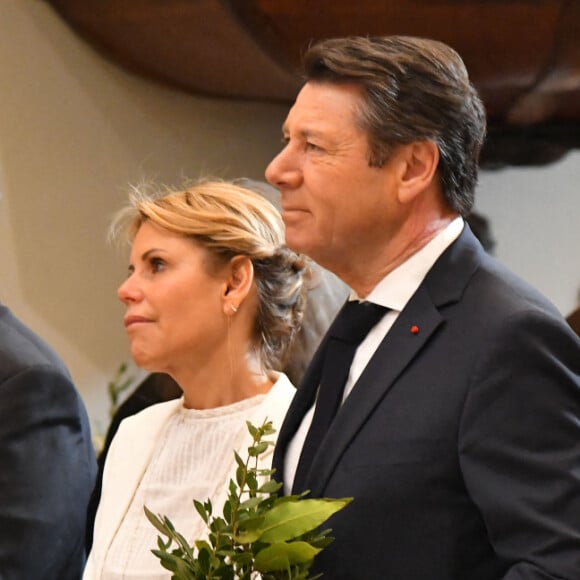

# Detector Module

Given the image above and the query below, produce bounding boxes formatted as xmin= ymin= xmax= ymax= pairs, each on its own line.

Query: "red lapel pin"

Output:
xmin=410 ymin=325 xmax=420 ymax=335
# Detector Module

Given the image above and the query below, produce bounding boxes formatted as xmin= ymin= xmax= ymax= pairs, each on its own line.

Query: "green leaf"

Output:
xmin=223 ymin=498 xmax=232 ymax=523
xmin=153 ymin=551 xmax=181 ymax=573
xmin=258 ymin=479 xmax=283 ymax=494
xmin=144 ymin=506 xmax=171 ymax=536
xmin=236 ymin=465 xmax=245 ymax=487
xmin=256 ymin=498 xmax=352 ymax=543
xmin=248 ymin=441 xmax=269 ymax=456
xmin=239 ymin=496 xmax=261 ymax=510
xmin=260 ymin=420 xmax=275 ymax=436
xmin=163 ymin=515 xmax=176 ymax=533
xmin=172 ymin=557 xmax=198 ymax=579
xmin=193 ymin=499 xmax=208 ymax=523
xmin=253 ymin=541 xmax=321 ymax=572
xmin=234 ymin=451 xmax=245 ymax=469
xmin=209 ymin=516 xmax=228 ymax=533
xmin=193 ymin=539 xmax=211 ymax=553
xmin=246 ymin=420 xmax=259 ymax=438
xmin=197 ymin=546 xmax=210 ymax=574
xmin=172 ymin=529 xmax=195 ymax=561
xmin=234 ymin=515 xmax=266 ymax=543
xmin=246 ymin=470 xmax=258 ymax=492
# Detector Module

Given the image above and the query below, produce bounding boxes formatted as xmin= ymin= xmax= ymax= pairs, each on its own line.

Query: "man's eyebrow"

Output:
xmin=281 ymin=125 xmax=325 ymax=140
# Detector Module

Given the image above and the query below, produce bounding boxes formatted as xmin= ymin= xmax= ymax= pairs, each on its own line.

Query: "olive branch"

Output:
xmin=145 ymin=420 xmax=351 ymax=579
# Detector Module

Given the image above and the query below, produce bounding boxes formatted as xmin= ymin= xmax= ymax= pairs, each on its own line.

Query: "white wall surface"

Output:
xmin=476 ymin=154 xmax=580 ymax=317
xmin=0 ymin=1 xmax=578 ymax=435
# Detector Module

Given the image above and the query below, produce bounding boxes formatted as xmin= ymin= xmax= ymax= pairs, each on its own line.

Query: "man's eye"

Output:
xmin=305 ymin=142 xmax=321 ymax=151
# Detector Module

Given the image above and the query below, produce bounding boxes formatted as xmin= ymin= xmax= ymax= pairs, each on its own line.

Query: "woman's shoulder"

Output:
xmin=117 ymin=397 xmax=183 ymax=436
xmin=252 ymin=372 xmax=295 ymax=431
xmin=269 ymin=372 xmax=296 ymax=402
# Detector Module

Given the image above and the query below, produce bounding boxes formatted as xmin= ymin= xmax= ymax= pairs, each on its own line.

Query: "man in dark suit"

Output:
xmin=0 ymin=304 xmax=97 ymax=579
xmin=265 ymin=35 xmax=580 ymax=579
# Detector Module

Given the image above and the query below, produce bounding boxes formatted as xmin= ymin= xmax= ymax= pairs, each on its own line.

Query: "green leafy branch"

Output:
xmin=107 ymin=362 xmax=136 ymax=420
xmin=145 ymin=420 xmax=352 ymax=579
xmin=92 ymin=362 xmax=137 ymax=454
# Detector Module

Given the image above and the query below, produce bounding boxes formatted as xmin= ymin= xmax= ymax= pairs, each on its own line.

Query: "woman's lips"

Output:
xmin=124 ymin=315 xmax=151 ymax=329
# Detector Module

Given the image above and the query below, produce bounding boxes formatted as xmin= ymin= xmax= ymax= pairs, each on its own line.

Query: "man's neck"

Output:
xmin=335 ymin=214 xmax=459 ymax=298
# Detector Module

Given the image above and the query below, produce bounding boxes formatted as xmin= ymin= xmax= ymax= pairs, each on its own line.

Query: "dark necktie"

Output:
xmin=292 ymin=300 xmax=388 ymax=491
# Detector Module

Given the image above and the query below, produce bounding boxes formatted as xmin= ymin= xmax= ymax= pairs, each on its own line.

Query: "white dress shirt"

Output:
xmin=284 ymin=217 xmax=464 ymax=493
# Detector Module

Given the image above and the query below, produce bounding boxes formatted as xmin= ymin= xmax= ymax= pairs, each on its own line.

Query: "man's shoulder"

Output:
xmin=471 ymin=253 xmax=561 ymax=319
xmin=430 ymin=226 xmax=562 ymax=320
xmin=0 ymin=304 xmax=70 ymax=382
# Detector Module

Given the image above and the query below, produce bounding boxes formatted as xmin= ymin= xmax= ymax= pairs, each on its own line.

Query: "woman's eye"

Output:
xmin=150 ymin=257 xmax=166 ymax=272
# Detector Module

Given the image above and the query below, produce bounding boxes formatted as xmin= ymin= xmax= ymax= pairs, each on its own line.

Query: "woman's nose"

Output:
xmin=117 ymin=276 xmax=142 ymax=304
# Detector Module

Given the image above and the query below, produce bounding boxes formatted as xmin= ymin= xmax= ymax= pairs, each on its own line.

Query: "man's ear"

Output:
xmin=397 ymin=140 xmax=440 ymax=204
xmin=222 ymin=255 xmax=254 ymax=315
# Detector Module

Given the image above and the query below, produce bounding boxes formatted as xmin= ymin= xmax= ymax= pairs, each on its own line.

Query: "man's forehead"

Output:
xmin=282 ymin=85 xmax=362 ymax=135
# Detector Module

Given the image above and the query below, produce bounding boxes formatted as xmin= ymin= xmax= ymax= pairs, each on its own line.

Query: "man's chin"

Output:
xmin=286 ymin=237 xmax=328 ymax=267
xmin=284 ymin=231 xmax=312 ymax=255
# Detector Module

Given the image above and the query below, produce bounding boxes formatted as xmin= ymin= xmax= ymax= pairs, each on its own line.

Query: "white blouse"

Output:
xmin=92 ymin=374 xmax=295 ymax=580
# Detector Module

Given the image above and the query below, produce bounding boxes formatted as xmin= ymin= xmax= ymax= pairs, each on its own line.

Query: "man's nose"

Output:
xmin=265 ymin=146 xmax=300 ymax=189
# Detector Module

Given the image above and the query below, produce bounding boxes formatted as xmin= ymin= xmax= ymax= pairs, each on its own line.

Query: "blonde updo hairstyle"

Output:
xmin=111 ymin=179 xmax=308 ymax=372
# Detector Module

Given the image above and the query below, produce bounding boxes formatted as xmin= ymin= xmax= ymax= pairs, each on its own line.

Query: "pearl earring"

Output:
xmin=230 ymin=304 xmax=238 ymax=313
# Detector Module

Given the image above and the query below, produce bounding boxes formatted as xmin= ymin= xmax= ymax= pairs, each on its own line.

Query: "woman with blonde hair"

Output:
xmin=84 ymin=179 xmax=308 ymax=579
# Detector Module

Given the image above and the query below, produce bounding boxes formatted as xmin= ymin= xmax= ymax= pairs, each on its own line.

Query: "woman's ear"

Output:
xmin=397 ymin=140 xmax=440 ymax=204
xmin=222 ymin=255 xmax=254 ymax=315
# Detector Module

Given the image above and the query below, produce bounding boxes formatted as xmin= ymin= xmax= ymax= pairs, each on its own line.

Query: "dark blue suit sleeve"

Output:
xmin=0 ymin=365 xmax=97 ymax=580
xmin=460 ymin=309 xmax=580 ymax=579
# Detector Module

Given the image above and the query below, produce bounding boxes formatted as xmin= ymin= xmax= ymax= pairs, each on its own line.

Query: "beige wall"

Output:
xmin=1 ymin=1 xmax=578 ymax=436
xmin=0 ymin=0 xmax=288 ymax=432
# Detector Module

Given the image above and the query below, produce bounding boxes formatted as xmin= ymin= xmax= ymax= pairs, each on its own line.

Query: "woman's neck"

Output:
xmin=172 ymin=354 xmax=273 ymax=410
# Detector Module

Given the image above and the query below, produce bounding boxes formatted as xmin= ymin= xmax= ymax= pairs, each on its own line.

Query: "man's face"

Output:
xmin=265 ymin=82 xmax=400 ymax=272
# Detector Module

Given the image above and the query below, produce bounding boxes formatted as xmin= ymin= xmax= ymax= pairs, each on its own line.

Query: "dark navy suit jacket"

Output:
xmin=0 ymin=305 xmax=97 ymax=580
xmin=273 ymin=226 xmax=580 ymax=579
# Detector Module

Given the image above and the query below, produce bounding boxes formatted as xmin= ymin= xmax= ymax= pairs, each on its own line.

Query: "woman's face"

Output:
xmin=117 ymin=221 xmax=228 ymax=374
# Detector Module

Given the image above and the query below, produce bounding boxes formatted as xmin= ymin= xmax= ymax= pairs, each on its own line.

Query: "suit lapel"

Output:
xmin=272 ymin=333 xmax=331 ymax=479
xmin=280 ymin=226 xmax=484 ymax=496
xmin=304 ymin=286 xmax=443 ymax=495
